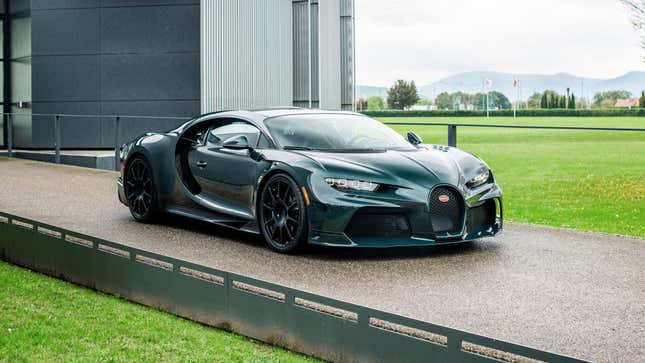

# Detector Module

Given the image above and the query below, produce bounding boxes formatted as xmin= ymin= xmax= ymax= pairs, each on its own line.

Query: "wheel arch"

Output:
xmin=254 ymin=163 xmax=311 ymax=218
xmin=255 ymin=167 xmax=293 ymax=217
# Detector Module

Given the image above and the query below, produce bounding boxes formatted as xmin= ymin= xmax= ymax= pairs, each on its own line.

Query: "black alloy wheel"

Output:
xmin=259 ymin=174 xmax=307 ymax=253
xmin=124 ymin=157 xmax=158 ymax=222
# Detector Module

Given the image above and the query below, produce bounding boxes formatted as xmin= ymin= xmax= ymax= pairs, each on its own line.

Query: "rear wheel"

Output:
xmin=124 ymin=157 xmax=158 ymax=222
xmin=259 ymin=174 xmax=308 ymax=253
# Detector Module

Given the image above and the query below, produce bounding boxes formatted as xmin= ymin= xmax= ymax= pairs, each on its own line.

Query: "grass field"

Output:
xmin=0 ymin=261 xmax=317 ymax=362
xmin=376 ymin=116 xmax=645 ymax=238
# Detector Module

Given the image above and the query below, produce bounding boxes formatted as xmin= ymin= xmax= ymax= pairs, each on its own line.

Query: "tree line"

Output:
xmin=357 ymin=79 xmax=644 ymax=111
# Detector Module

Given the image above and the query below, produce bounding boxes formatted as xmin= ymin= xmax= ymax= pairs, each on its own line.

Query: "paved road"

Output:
xmin=1 ymin=157 xmax=643 ymax=362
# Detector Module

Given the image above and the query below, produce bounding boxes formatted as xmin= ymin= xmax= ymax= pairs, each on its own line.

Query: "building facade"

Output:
xmin=1 ymin=0 xmax=354 ymax=149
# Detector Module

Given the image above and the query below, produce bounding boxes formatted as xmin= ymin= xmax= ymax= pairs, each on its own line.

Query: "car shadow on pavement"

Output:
xmin=157 ymin=213 xmax=500 ymax=261
xmin=302 ymin=241 xmax=496 ymax=262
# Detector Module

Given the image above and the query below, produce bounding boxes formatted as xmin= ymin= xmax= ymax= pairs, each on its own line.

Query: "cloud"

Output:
xmin=356 ymin=0 xmax=645 ymax=86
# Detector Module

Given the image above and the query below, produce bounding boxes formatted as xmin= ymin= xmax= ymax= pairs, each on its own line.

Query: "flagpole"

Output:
xmin=513 ymin=79 xmax=518 ymax=118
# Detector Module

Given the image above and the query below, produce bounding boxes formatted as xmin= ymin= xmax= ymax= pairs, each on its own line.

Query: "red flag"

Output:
xmin=513 ymin=79 xmax=518 ymax=88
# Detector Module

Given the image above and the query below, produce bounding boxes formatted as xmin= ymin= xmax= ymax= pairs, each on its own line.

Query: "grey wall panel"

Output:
xmin=100 ymin=0 xmax=199 ymax=7
xmin=201 ymin=0 xmax=293 ymax=113
xmin=9 ymin=0 xmax=31 ymax=14
xmin=30 ymin=1 xmax=100 ymax=10
xmin=318 ymin=0 xmax=341 ymax=110
xmin=101 ymin=101 xmax=197 ymax=147
xmin=310 ymin=1 xmax=319 ymax=102
xmin=30 ymin=0 xmax=199 ymax=9
xmin=100 ymin=53 xmax=199 ymax=101
xmin=28 ymin=101 xmax=197 ymax=148
xmin=32 ymin=55 xmax=99 ymax=102
xmin=31 ymin=55 xmax=100 ymax=102
xmin=31 ymin=9 xmax=99 ymax=55
xmin=31 ymin=102 xmax=100 ymax=148
xmin=292 ymin=1 xmax=309 ymax=104
xmin=15 ymin=1 xmax=200 ymax=148
xmin=340 ymin=0 xmax=354 ymax=110
xmin=9 ymin=107 xmax=32 ymax=147
xmin=101 ymin=5 xmax=199 ymax=53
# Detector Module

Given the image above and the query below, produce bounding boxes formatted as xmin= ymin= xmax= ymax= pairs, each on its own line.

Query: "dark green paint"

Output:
xmin=117 ymin=110 xmax=503 ymax=248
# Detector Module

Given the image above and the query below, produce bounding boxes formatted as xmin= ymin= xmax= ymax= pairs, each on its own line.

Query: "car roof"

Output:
xmin=174 ymin=108 xmax=363 ymax=136
xmin=251 ymin=108 xmax=361 ymax=119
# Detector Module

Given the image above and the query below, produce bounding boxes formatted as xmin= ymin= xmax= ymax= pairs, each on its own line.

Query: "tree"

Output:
xmin=435 ymin=92 xmax=453 ymax=110
xmin=416 ymin=98 xmax=432 ymax=106
xmin=541 ymin=90 xmax=561 ymax=109
xmin=355 ymin=98 xmax=367 ymax=111
xmin=473 ymin=92 xmax=486 ymax=110
xmin=640 ymin=91 xmax=645 ymax=108
xmin=386 ymin=80 xmax=420 ymax=110
xmin=593 ymin=90 xmax=633 ymax=107
xmin=487 ymin=91 xmax=511 ymax=110
xmin=569 ymin=94 xmax=576 ymax=109
xmin=620 ymin=1 xmax=645 ymax=57
xmin=527 ymin=92 xmax=542 ymax=109
xmin=451 ymin=91 xmax=470 ymax=109
xmin=366 ymin=96 xmax=385 ymax=111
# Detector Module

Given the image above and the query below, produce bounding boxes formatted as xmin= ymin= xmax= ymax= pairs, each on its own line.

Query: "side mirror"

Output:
xmin=193 ymin=131 xmax=204 ymax=145
xmin=407 ymin=131 xmax=422 ymax=145
xmin=222 ymin=135 xmax=252 ymax=150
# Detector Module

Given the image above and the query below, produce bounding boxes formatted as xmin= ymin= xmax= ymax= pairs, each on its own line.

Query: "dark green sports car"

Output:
xmin=117 ymin=108 xmax=502 ymax=253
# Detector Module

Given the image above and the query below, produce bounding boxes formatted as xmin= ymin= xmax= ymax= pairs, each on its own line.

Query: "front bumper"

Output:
xmin=117 ymin=177 xmax=128 ymax=206
xmin=306 ymin=182 xmax=503 ymax=248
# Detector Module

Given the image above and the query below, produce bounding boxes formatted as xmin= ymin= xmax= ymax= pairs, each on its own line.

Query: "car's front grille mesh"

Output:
xmin=428 ymin=186 xmax=464 ymax=235
xmin=345 ymin=209 xmax=411 ymax=239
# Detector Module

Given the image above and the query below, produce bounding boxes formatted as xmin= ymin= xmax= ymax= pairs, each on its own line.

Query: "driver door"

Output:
xmin=187 ymin=120 xmax=270 ymax=219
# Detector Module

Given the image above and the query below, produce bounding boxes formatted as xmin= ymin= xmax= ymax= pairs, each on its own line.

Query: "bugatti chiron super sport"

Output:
xmin=117 ymin=108 xmax=502 ymax=253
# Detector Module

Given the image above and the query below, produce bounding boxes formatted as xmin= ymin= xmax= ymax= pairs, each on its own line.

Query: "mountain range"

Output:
xmin=357 ymin=71 xmax=645 ymax=101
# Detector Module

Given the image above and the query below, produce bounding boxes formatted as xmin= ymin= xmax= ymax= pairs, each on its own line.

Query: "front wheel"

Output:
xmin=124 ymin=157 xmax=159 ymax=223
xmin=259 ymin=174 xmax=308 ymax=253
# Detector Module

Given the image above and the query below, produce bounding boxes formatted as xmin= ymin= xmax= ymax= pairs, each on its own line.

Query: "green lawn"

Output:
xmin=376 ymin=116 xmax=645 ymax=237
xmin=0 ymin=261 xmax=317 ymax=362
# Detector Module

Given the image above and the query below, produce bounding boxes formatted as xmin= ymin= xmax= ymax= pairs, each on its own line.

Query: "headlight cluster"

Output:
xmin=325 ymin=178 xmax=380 ymax=192
xmin=466 ymin=169 xmax=491 ymax=189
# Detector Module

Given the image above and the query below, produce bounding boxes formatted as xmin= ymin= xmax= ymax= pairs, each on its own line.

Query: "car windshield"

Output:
xmin=264 ymin=114 xmax=416 ymax=152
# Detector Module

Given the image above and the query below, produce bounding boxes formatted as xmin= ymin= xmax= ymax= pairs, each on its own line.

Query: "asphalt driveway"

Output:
xmin=0 ymin=157 xmax=643 ymax=362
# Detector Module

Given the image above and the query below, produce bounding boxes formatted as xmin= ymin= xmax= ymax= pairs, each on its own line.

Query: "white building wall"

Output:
xmin=201 ymin=0 xmax=353 ymax=113
xmin=318 ymin=0 xmax=342 ymax=110
xmin=201 ymin=0 xmax=293 ymax=113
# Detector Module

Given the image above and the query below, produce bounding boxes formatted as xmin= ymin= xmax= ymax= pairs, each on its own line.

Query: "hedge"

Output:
xmin=360 ymin=108 xmax=645 ymax=118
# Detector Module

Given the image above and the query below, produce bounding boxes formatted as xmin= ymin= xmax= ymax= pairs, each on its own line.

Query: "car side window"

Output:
xmin=206 ymin=121 xmax=261 ymax=148
xmin=256 ymin=133 xmax=272 ymax=149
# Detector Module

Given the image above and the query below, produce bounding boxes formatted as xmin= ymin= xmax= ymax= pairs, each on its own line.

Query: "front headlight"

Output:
xmin=466 ymin=169 xmax=491 ymax=189
xmin=325 ymin=178 xmax=380 ymax=192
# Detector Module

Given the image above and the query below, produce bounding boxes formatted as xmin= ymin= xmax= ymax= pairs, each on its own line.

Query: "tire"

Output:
xmin=124 ymin=157 xmax=159 ymax=223
xmin=258 ymin=173 xmax=308 ymax=253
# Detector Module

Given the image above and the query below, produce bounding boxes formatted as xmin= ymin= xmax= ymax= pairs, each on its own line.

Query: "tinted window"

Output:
xmin=257 ymin=133 xmax=272 ymax=149
xmin=264 ymin=114 xmax=415 ymax=151
xmin=206 ymin=122 xmax=261 ymax=147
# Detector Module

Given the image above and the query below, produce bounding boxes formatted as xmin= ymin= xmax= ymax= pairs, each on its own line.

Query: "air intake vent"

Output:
xmin=466 ymin=199 xmax=496 ymax=233
xmin=345 ymin=209 xmax=411 ymax=238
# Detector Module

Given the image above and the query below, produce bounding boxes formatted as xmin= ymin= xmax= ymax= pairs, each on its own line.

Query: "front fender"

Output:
xmin=125 ymin=133 xmax=179 ymax=205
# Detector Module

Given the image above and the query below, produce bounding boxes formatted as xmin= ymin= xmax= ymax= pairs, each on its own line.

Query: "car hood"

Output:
xmin=297 ymin=146 xmax=488 ymax=189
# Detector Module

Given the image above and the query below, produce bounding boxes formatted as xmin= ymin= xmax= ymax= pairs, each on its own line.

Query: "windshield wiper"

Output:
xmin=283 ymin=146 xmax=314 ymax=151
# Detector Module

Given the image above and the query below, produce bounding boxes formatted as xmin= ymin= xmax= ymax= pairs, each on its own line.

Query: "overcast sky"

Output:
xmin=355 ymin=0 xmax=644 ymax=86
